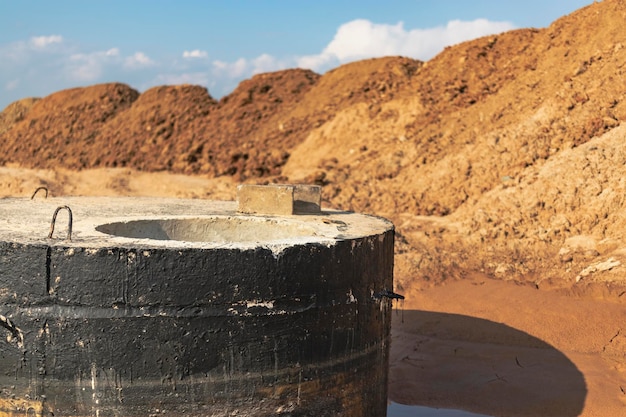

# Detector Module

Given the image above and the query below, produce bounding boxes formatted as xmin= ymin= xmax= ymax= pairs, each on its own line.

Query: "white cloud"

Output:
xmin=296 ymin=54 xmax=332 ymax=73
xmin=251 ymin=54 xmax=288 ymax=74
xmin=183 ymin=49 xmax=208 ymax=59
xmin=30 ymin=35 xmax=63 ymax=49
xmin=297 ymin=18 xmax=515 ymax=71
xmin=66 ymin=49 xmax=156 ymax=81
xmin=432 ymin=19 xmax=515 ymax=52
xmin=67 ymin=48 xmax=120 ymax=81
xmin=106 ymin=48 xmax=120 ymax=56
xmin=326 ymin=20 xmax=406 ymax=61
xmin=212 ymin=57 xmax=249 ymax=79
xmin=152 ymin=72 xmax=209 ymax=86
xmin=124 ymin=51 xmax=155 ymax=69
xmin=0 ymin=18 xmax=517 ymax=108
xmin=230 ymin=58 xmax=249 ymax=77
xmin=1 ymin=35 xmax=67 ymax=65
xmin=211 ymin=54 xmax=288 ymax=81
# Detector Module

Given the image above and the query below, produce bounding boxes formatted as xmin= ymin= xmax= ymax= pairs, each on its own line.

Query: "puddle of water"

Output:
xmin=387 ymin=402 xmax=493 ymax=417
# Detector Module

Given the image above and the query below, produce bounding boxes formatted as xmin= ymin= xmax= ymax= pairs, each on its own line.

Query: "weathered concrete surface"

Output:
xmin=0 ymin=197 xmax=394 ymax=416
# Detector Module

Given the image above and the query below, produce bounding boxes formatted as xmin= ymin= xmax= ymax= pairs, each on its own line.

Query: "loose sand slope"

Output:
xmin=1 ymin=1 xmax=625 ymax=415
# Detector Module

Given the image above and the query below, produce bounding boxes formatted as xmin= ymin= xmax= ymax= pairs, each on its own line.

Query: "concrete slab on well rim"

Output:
xmin=0 ymin=196 xmax=395 ymax=417
xmin=237 ymin=184 xmax=322 ymax=215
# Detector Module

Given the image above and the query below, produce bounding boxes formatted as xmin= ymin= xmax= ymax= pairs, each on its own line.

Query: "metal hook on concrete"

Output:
xmin=375 ymin=289 xmax=405 ymax=300
xmin=48 ymin=206 xmax=73 ymax=240
xmin=31 ymin=186 xmax=49 ymax=200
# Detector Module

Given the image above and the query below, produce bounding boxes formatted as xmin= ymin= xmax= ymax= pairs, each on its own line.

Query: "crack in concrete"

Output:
xmin=45 ymin=246 xmax=52 ymax=295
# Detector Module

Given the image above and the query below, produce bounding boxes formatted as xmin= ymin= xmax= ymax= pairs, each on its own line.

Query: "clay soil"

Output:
xmin=2 ymin=1 xmax=626 ymax=415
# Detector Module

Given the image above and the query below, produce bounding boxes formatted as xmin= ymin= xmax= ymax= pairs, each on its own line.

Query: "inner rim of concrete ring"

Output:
xmin=95 ymin=216 xmax=320 ymax=243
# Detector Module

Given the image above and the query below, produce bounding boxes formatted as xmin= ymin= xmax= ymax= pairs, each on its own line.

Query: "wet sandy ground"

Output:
xmin=388 ymin=276 xmax=626 ymax=417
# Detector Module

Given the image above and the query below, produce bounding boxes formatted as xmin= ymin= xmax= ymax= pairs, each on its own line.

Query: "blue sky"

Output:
xmin=0 ymin=1 xmax=593 ymax=110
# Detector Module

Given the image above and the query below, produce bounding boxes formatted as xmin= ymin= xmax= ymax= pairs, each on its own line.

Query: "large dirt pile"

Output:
xmin=0 ymin=83 xmax=139 ymax=168
xmin=0 ymin=97 xmax=39 ymax=136
xmin=1 ymin=0 xmax=625 ymax=298
xmin=283 ymin=0 xmax=626 ymax=294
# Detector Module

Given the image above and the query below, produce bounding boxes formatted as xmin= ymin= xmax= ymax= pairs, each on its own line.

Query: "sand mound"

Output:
xmin=0 ymin=97 xmax=40 ymax=136
xmin=3 ymin=1 xmax=626 ymax=297
xmin=0 ymin=83 xmax=139 ymax=168
xmin=1 ymin=0 xmax=626 ymax=297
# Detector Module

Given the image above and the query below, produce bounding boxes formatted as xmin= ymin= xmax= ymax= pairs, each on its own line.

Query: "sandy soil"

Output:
xmin=390 ymin=276 xmax=626 ymax=417
xmin=0 ymin=166 xmax=237 ymax=201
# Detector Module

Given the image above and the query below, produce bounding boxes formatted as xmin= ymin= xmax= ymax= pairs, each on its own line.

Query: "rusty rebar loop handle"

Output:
xmin=48 ymin=206 xmax=73 ymax=240
xmin=31 ymin=186 xmax=49 ymax=200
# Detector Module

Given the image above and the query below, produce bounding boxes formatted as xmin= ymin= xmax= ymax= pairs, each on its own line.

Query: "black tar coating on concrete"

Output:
xmin=0 ymin=230 xmax=394 ymax=416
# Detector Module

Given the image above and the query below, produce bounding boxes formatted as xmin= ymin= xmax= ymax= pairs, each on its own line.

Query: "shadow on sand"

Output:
xmin=388 ymin=310 xmax=586 ymax=417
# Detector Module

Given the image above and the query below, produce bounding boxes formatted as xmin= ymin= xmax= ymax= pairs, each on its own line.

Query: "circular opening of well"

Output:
xmin=95 ymin=217 xmax=319 ymax=243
